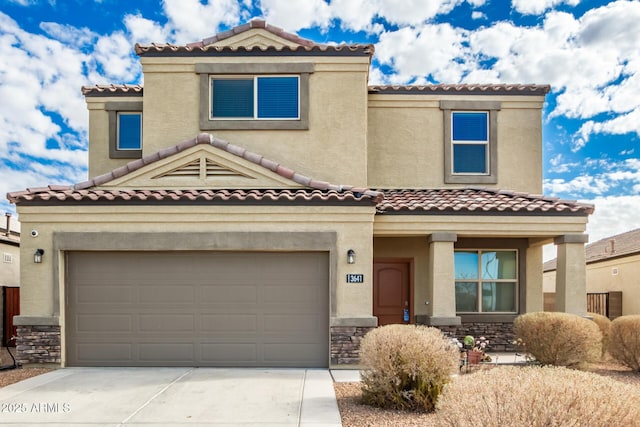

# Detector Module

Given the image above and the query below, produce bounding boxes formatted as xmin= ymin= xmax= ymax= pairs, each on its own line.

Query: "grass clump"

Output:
xmin=608 ymin=315 xmax=640 ymax=371
xmin=588 ymin=312 xmax=612 ymax=358
xmin=513 ymin=311 xmax=601 ymax=367
xmin=359 ymin=324 xmax=459 ymax=412
xmin=436 ymin=366 xmax=640 ymax=427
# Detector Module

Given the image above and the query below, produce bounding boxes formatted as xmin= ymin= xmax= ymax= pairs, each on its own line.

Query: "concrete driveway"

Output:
xmin=0 ymin=367 xmax=342 ymax=426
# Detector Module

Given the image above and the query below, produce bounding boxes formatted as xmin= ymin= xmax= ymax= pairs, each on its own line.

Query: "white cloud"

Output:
xmin=377 ymin=0 xmax=464 ymax=25
xmin=259 ymin=0 xmax=331 ymax=32
xmin=39 ymin=22 xmax=96 ymax=47
xmin=512 ymin=0 xmax=581 ymax=16
xmin=585 ymin=195 xmax=640 ymax=244
xmin=124 ymin=14 xmax=168 ymax=44
xmin=93 ymin=32 xmax=139 ymax=81
xmin=162 ymin=0 xmax=241 ymax=43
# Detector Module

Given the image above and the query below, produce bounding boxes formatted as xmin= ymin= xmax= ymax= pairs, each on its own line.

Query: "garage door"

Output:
xmin=65 ymin=251 xmax=329 ymax=367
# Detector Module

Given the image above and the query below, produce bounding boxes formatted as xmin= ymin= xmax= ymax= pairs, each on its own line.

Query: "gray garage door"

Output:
xmin=66 ymin=251 xmax=329 ymax=367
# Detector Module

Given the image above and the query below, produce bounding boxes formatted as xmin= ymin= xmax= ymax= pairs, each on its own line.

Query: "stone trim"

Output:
xmin=415 ymin=315 xmax=461 ymax=326
xmin=15 ymin=325 xmax=61 ymax=365
xmin=330 ymin=317 xmax=377 ymax=327
xmin=330 ymin=326 xmax=374 ymax=365
xmin=428 ymin=232 xmax=457 ymax=243
xmin=13 ymin=316 xmax=59 ymax=326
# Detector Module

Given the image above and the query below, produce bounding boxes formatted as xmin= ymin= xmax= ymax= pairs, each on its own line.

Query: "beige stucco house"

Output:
xmin=1 ymin=213 xmax=20 ymax=347
xmin=544 ymin=228 xmax=640 ymax=318
xmin=7 ymin=20 xmax=593 ymax=368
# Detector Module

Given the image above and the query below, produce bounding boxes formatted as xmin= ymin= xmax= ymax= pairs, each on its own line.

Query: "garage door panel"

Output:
xmin=139 ymin=344 xmax=195 ymax=361
xmin=76 ymin=315 xmax=133 ymax=333
xmin=200 ymin=314 xmax=258 ymax=332
xmin=66 ymin=251 xmax=329 ymax=367
xmin=139 ymin=314 xmax=195 ymax=332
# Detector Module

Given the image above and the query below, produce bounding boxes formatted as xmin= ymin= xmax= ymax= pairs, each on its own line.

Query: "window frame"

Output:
xmin=105 ymin=101 xmax=143 ymax=159
xmin=454 ymin=249 xmax=519 ymax=314
xmin=440 ymin=100 xmax=500 ymax=184
xmin=116 ymin=111 xmax=143 ymax=151
xmin=209 ymin=75 xmax=300 ymax=121
xmin=197 ymin=63 xmax=313 ymax=130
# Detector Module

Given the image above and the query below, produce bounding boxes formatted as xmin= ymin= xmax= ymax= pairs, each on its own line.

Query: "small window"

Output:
xmin=106 ymin=101 xmax=143 ymax=159
xmin=440 ymin=100 xmax=500 ymax=184
xmin=117 ymin=112 xmax=142 ymax=150
xmin=210 ymin=76 xmax=299 ymax=120
xmin=452 ymin=112 xmax=488 ymax=174
xmin=455 ymin=250 xmax=518 ymax=313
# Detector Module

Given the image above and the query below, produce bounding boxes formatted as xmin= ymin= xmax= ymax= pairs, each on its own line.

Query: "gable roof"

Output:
xmin=135 ymin=19 xmax=373 ymax=58
xmin=377 ymin=188 xmax=594 ymax=216
xmin=544 ymin=227 xmax=640 ymax=272
xmin=7 ymin=133 xmax=382 ymax=206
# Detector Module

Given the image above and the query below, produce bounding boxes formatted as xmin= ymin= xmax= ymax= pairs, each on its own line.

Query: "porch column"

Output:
xmin=421 ymin=232 xmax=461 ymax=326
xmin=525 ymin=242 xmax=544 ymax=312
xmin=554 ymin=234 xmax=588 ymax=316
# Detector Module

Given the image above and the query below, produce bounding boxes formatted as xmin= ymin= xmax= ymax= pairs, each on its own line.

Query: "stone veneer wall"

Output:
xmin=436 ymin=322 xmax=516 ymax=352
xmin=15 ymin=325 xmax=61 ymax=365
xmin=330 ymin=326 xmax=375 ymax=365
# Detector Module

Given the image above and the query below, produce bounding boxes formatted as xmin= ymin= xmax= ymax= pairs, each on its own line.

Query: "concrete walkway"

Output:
xmin=0 ymin=367 xmax=341 ymax=426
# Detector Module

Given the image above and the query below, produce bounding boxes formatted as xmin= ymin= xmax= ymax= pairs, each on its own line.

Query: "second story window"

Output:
xmin=211 ymin=76 xmax=299 ymax=120
xmin=117 ymin=112 xmax=142 ymax=150
xmin=451 ymin=111 xmax=488 ymax=174
xmin=440 ymin=100 xmax=500 ymax=184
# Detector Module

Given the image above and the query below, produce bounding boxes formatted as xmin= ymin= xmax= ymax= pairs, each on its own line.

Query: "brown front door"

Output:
xmin=3 ymin=287 xmax=20 ymax=347
xmin=373 ymin=261 xmax=411 ymax=326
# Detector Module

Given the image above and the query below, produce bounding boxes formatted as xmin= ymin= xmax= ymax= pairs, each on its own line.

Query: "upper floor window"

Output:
xmin=440 ymin=100 xmax=500 ymax=184
xmin=106 ymin=101 xmax=143 ymax=159
xmin=211 ymin=76 xmax=299 ymax=120
xmin=452 ymin=111 xmax=488 ymax=174
xmin=454 ymin=250 xmax=518 ymax=313
xmin=196 ymin=63 xmax=313 ymax=131
xmin=117 ymin=112 xmax=142 ymax=150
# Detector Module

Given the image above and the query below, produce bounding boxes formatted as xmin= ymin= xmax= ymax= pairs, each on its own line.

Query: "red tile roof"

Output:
xmin=544 ymin=228 xmax=640 ymax=271
xmin=377 ymin=188 xmax=594 ymax=215
xmin=7 ymin=133 xmax=382 ymax=206
xmin=82 ymin=84 xmax=143 ymax=97
xmin=7 ymin=188 xmax=376 ymax=205
xmin=369 ymin=84 xmax=550 ymax=95
xmin=135 ymin=19 xmax=373 ymax=57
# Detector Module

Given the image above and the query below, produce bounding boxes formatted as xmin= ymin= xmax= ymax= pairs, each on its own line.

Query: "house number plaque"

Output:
xmin=346 ymin=274 xmax=364 ymax=283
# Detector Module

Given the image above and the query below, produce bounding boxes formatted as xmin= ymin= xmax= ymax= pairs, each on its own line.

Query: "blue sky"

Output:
xmin=1 ymin=0 xmax=639 ymax=253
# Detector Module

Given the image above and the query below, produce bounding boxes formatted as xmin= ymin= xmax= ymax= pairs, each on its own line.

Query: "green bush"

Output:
xmin=359 ymin=324 xmax=459 ymax=412
xmin=436 ymin=366 xmax=640 ymax=427
xmin=608 ymin=315 xmax=640 ymax=371
xmin=513 ymin=311 xmax=601 ymax=367
xmin=588 ymin=312 xmax=611 ymax=358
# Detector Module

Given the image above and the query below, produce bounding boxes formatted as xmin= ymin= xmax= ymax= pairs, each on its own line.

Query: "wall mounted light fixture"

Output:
xmin=34 ymin=249 xmax=44 ymax=263
xmin=347 ymin=249 xmax=356 ymax=264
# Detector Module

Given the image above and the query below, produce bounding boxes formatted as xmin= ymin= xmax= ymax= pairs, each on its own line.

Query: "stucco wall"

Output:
xmin=16 ymin=204 xmax=376 ymax=323
xmin=367 ymin=95 xmax=544 ymax=193
xmin=138 ymin=57 xmax=370 ymax=187
xmin=0 ymin=241 xmax=20 ymax=287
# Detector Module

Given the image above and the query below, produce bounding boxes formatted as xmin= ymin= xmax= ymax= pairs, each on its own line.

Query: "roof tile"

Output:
xmin=369 ymin=84 xmax=550 ymax=96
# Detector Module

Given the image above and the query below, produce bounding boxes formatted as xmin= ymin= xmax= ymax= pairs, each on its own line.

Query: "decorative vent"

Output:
xmin=154 ymin=157 xmax=252 ymax=180
xmin=3 ymin=253 xmax=12 ymax=264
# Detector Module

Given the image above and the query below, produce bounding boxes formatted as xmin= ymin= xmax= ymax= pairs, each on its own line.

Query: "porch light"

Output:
xmin=347 ymin=249 xmax=356 ymax=264
xmin=34 ymin=249 xmax=44 ymax=263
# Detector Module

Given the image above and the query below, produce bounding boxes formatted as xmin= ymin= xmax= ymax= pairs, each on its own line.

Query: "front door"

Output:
xmin=3 ymin=287 xmax=20 ymax=347
xmin=373 ymin=260 xmax=411 ymax=326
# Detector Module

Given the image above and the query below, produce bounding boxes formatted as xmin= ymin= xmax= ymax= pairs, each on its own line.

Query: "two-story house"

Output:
xmin=7 ymin=20 xmax=593 ymax=368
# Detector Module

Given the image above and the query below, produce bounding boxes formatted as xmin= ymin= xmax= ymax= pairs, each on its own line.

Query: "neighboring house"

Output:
xmin=544 ymin=228 xmax=640 ymax=318
xmin=1 ymin=213 xmax=20 ymax=347
xmin=7 ymin=20 xmax=593 ymax=368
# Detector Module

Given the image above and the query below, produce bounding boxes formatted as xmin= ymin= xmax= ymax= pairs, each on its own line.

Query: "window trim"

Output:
xmin=441 ymin=100 xmax=500 ymax=184
xmin=454 ymin=248 xmax=519 ymax=314
xmin=209 ymin=75 xmax=300 ymax=121
xmin=106 ymin=101 xmax=143 ymax=159
xmin=197 ymin=63 xmax=313 ymax=130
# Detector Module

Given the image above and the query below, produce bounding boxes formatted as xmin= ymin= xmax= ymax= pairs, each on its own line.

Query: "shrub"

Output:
xmin=608 ymin=315 xmax=640 ymax=371
xmin=588 ymin=312 xmax=611 ymax=358
xmin=436 ymin=366 xmax=640 ymax=427
xmin=359 ymin=324 xmax=459 ymax=412
xmin=513 ymin=311 xmax=601 ymax=367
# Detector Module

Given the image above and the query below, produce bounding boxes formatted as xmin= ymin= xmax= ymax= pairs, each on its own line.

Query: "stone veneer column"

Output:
xmin=554 ymin=234 xmax=588 ymax=316
xmin=13 ymin=316 xmax=61 ymax=365
xmin=419 ymin=233 xmax=461 ymax=326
